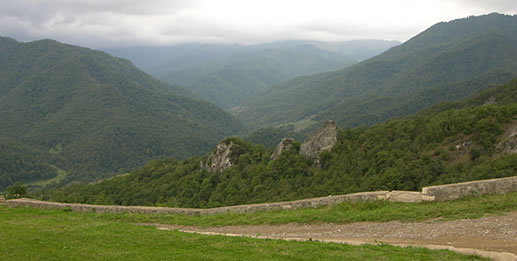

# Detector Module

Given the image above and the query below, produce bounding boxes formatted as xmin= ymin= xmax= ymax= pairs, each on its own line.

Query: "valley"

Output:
xmin=105 ymin=40 xmax=398 ymax=110
xmin=1 ymin=8 xmax=517 ymax=261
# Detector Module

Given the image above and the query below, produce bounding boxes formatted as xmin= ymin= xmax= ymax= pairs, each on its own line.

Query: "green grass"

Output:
xmin=0 ymin=206 xmax=485 ymax=260
xmin=93 ymin=192 xmax=517 ymax=227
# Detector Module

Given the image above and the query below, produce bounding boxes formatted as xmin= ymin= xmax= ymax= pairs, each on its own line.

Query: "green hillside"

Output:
xmin=44 ymin=79 xmax=517 ymax=208
xmin=0 ymin=37 xmax=244 ymax=186
xmin=158 ymin=45 xmax=357 ymax=109
xmin=238 ymin=13 xmax=517 ymax=129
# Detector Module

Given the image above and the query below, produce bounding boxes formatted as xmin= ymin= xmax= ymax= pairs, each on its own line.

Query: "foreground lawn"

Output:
xmin=0 ymin=206 xmax=485 ymax=260
xmin=95 ymin=192 xmax=517 ymax=227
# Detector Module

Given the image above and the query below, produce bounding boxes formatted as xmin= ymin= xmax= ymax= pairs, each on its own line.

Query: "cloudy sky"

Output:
xmin=0 ymin=0 xmax=516 ymax=48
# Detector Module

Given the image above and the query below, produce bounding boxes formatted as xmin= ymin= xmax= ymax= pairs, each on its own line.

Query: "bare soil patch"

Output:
xmin=153 ymin=211 xmax=517 ymax=260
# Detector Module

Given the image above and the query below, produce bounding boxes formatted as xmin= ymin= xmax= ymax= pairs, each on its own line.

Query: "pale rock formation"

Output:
xmin=200 ymin=141 xmax=244 ymax=172
xmin=270 ymin=138 xmax=295 ymax=160
xmin=300 ymin=120 xmax=338 ymax=165
xmin=484 ymin=96 xmax=496 ymax=105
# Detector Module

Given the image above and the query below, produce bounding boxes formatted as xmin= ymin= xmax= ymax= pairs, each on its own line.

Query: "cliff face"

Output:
xmin=200 ymin=141 xmax=244 ymax=172
xmin=299 ymin=120 xmax=338 ymax=164
xmin=270 ymin=138 xmax=295 ymax=160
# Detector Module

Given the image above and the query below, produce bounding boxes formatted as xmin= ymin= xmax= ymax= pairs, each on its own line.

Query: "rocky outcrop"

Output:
xmin=271 ymin=138 xmax=295 ymax=160
xmin=496 ymin=123 xmax=517 ymax=154
xmin=200 ymin=141 xmax=244 ymax=172
xmin=300 ymin=120 xmax=338 ymax=164
xmin=484 ymin=96 xmax=496 ymax=105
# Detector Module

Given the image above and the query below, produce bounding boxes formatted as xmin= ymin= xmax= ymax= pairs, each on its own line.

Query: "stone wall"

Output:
xmin=421 ymin=176 xmax=517 ymax=201
xmin=5 ymin=176 xmax=517 ymax=215
xmin=5 ymin=191 xmax=391 ymax=215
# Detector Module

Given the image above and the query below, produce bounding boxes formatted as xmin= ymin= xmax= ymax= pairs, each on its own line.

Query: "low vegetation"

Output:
xmin=0 ymin=205 xmax=486 ymax=260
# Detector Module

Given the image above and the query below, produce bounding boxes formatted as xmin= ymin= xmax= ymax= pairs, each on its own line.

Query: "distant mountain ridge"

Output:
xmin=104 ymin=39 xmax=399 ymax=74
xmin=237 ymin=13 xmax=517 ymax=130
xmin=104 ymin=40 xmax=399 ymax=109
xmin=0 ymin=37 xmax=244 ymax=187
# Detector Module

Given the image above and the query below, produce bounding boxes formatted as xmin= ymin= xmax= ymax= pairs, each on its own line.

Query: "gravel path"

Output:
xmin=153 ymin=211 xmax=517 ymax=261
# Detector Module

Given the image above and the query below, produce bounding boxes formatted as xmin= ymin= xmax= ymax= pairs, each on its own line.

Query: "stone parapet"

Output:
xmin=6 ymin=191 xmax=391 ymax=215
xmin=422 ymin=176 xmax=517 ymax=201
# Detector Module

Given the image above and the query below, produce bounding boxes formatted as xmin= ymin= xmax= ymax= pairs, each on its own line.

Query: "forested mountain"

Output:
xmin=44 ymin=79 xmax=517 ymax=207
xmin=238 ymin=13 xmax=517 ymax=130
xmin=105 ymin=40 xmax=399 ymax=109
xmin=0 ymin=37 xmax=244 ymax=188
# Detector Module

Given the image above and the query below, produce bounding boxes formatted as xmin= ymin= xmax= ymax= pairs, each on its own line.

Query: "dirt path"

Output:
xmin=152 ymin=211 xmax=517 ymax=261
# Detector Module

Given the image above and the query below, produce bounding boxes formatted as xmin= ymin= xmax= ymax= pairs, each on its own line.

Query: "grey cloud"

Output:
xmin=0 ymin=0 xmax=197 ymax=46
xmin=0 ymin=0 xmax=193 ymax=17
xmin=440 ymin=0 xmax=517 ymax=13
xmin=0 ymin=0 xmax=193 ymax=30
xmin=0 ymin=0 xmax=515 ymax=48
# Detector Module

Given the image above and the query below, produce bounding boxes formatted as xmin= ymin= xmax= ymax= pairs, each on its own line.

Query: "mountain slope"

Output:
xmin=0 ymin=37 xmax=244 ymax=185
xmin=47 ymin=78 xmax=517 ymax=207
xmin=238 ymin=13 xmax=517 ymax=129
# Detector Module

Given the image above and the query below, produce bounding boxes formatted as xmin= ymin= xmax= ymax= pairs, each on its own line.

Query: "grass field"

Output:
xmin=91 ymin=192 xmax=517 ymax=227
xmin=0 ymin=206 xmax=486 ymax=260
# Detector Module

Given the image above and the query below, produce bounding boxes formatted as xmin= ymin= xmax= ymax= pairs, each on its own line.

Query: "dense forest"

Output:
xmin=0 ymin=137 xmax=56 ymax=190
xmin=40 ymin=79 xmax=517 ymax=208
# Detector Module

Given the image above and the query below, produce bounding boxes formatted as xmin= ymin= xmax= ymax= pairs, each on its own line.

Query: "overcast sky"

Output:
xmin=0 ymin=0 xmax=516 ymax=48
